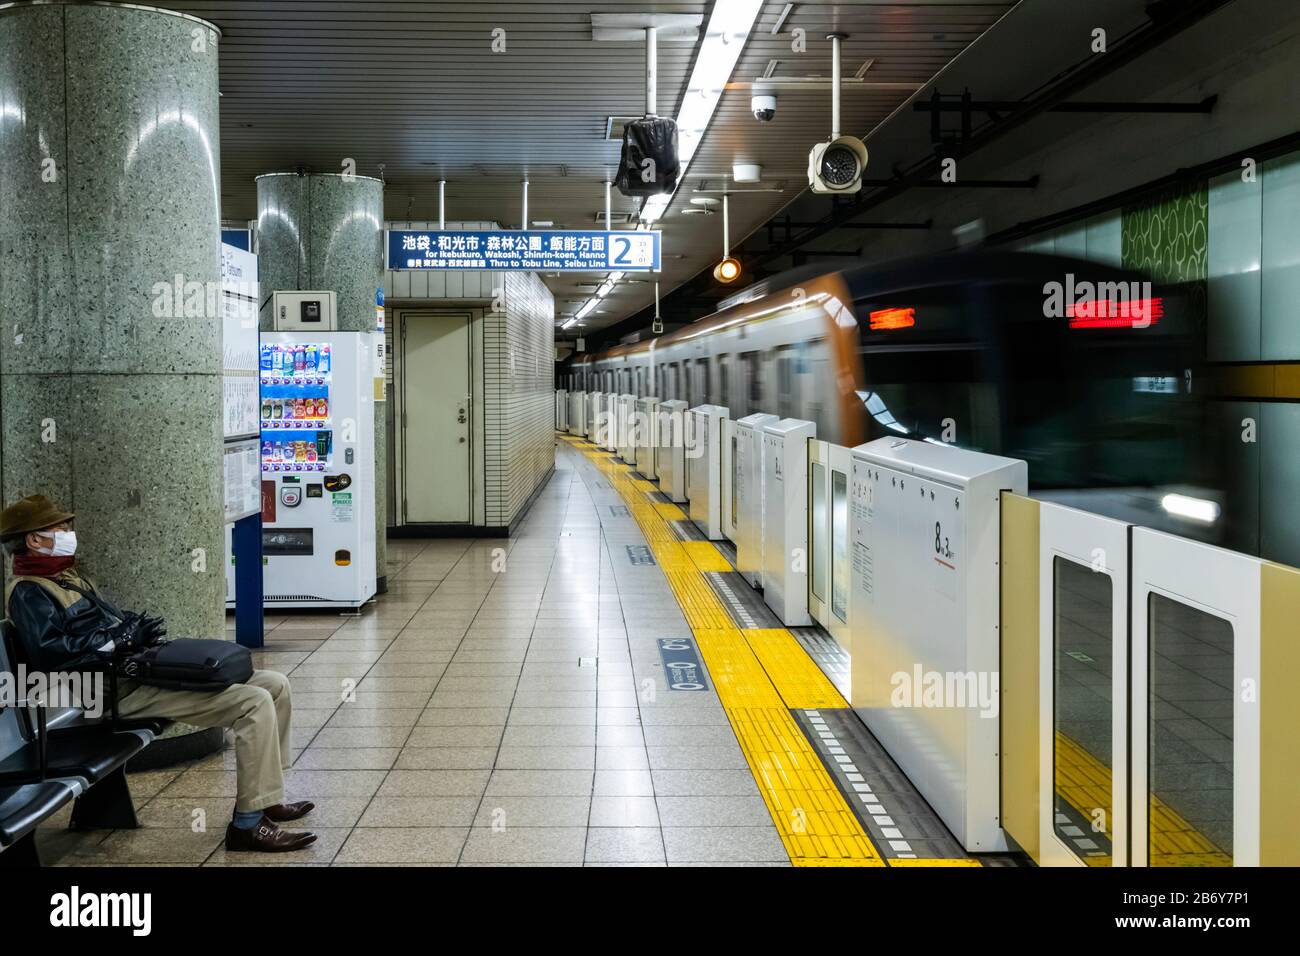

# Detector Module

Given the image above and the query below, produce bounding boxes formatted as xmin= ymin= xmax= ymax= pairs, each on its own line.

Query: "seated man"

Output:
xmin=1 ymin=494 xmax=317 ymax=853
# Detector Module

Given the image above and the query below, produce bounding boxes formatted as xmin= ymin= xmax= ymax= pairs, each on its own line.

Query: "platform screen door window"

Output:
xmin=810 ymin=461 xmax=827 ymax=603
xmin=730 ymin=433 xmax=739 ymax=529
xmin=1051 ymin=557 xmax=1114 ymax=865
xmin=831 ymin=471 xmax=849 ymax=622
xmin=1147 ymin=592 xmax=1234 ymax=866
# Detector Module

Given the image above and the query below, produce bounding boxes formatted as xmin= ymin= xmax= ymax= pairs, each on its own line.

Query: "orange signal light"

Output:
xmin=713 ymin=256 xmax=742 ymax=284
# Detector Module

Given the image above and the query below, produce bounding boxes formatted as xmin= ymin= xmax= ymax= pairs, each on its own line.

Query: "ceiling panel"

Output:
xmin=160 ymin=0 xmax=1014 ymax=331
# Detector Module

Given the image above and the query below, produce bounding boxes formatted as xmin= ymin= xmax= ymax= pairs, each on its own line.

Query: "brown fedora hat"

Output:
xmin=0 ymin=495 xmax=75 ymax=543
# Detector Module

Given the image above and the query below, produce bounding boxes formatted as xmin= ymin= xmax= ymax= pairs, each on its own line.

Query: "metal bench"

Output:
xmin=0 ymin=621 xmax=151 ymax=865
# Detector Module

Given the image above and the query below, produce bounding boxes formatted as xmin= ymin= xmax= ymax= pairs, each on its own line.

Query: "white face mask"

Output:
xmin=35 ymin=530 xmax=77 ymax=557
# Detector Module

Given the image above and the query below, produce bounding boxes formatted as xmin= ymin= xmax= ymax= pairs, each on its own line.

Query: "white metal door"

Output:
xmin=1038 ymin=502 xmax=1130 ymax=867
xmin=401 ymin=311 xmax=472 ymax=523
xmin=1130 ymin=528 xmax=1258 ymax=867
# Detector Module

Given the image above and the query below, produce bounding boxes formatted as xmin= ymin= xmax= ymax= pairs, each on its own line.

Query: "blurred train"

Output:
xmin=565 ymin=251 xmax=1234 ymax=546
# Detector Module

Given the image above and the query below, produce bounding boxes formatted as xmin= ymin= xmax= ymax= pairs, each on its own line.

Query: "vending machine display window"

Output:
xmin=259 ymin=342 xmax=334 ymax=473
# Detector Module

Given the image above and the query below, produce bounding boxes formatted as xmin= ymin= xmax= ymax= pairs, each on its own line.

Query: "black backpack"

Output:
xmin=616 ymin=116 xmax=680 ymax=198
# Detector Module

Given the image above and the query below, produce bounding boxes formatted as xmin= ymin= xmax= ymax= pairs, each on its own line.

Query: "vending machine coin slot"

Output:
xmin=335 ymin=549 xmax=352 ymax=566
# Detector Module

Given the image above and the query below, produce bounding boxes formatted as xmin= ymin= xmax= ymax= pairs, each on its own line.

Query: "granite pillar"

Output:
xmin=255 ymin=173 xmax=387 ymax=590
xmin=0 ymin=2 xmax=225 ymax=638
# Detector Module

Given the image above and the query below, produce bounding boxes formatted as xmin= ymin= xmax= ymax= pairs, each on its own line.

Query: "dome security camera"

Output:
xmin=751 ymin=93 xmax=777 ymax=122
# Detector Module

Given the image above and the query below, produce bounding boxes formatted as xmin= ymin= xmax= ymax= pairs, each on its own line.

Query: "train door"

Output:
xmin=695 ymin=357 xmax=711 ymax=406
xmin=741 ymin=350 xmax=761 ymax=417
xmin=775 ymin=345 xmax=797 ymax=418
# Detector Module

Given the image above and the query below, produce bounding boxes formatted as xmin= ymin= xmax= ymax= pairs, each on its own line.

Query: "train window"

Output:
xmin=742 ymin=351 xmax=761 ymax=410
xmin=719 ymin=354 xmax=731 ymax=412
xmin=1052 ymin=557 xmax=1115 ymax=866
xmin=636 ymin=366 xmax=644 ymax=397
xmin=775 ymin=345 xmax=796 ymax=419
xmin=654 ymin=365 xmax=662 ymax=398
xmin=697 ymin=358 xmax=710 ymax=405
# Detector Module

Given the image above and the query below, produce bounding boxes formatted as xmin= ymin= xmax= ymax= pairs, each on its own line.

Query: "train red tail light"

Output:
xmin=868 ymin=307 xmax=916 ymax=330
xmin=1067 ymin=297 xmax=1163 ymax=329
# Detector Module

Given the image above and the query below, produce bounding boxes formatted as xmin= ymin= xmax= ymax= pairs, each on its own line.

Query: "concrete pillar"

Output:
xmin=0 ymin=2 xmax=225 ymax=638
xmin=255 ymin=173 xmax=387 ymax=590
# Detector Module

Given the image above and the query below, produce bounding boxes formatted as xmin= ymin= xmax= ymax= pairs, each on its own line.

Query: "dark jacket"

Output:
xmin=5 ymin=569 xmax=126 ymax=673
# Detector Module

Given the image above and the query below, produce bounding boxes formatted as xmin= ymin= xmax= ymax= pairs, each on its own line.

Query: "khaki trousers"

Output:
xmin=116 ymin=669 xmax=292 ymax=812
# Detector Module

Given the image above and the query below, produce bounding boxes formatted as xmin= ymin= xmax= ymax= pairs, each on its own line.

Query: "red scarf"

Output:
xmin=11 ymin=554 xmax=76 ymax=578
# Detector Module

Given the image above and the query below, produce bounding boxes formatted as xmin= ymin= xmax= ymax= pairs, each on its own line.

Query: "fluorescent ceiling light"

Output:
xmin=596 ymin=281 xmax=615 ymax=297
xmin=560 ymin=318 xmax=577 ymax=329
xmin=575 ymin=299 xmax=597 ymax=321
xmin=638 ymin=0 xmax=764 ymax=225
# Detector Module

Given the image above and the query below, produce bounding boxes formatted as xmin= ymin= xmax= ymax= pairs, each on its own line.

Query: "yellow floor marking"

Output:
xmin=1054 ymin=731 xmax=1231 ymax=867
xmin=569 ymin=439 xmax=888 ymax=866
xmin=653 ymin=501 xmax=687 ymax=521
xmin=745 ymin=628 xmax=849 ymax=711
xmin=681 ymin=540 xmax=732 ymax=574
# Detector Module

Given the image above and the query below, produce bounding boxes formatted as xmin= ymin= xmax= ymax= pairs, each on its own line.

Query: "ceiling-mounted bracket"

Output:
xmin=919 ymin=89 xmax=1218 ymax=145
xmin=590 ymin=13 xmax=702 ymax=42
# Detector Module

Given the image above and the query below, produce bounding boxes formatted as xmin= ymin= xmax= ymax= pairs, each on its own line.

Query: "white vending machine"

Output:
xmin=256 ymin=330 xmax=377 ymax=607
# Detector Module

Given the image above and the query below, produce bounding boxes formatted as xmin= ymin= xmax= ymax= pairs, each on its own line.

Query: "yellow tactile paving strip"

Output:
xmin=562 ymin=435 xmax=971 ymax=867
xmin=1054 ymin=731 xmax=1231 ymax=867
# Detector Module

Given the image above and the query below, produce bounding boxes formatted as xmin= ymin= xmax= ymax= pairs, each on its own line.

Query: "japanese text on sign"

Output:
xmin=387 ymin=230 xmax=660 ymax=272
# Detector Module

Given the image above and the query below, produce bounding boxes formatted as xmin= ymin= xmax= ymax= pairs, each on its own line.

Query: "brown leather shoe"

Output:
xmin=224 ymin=816 xmax=318 ymax=853
xmin=263 ymin=800 xmax=315 ymax=823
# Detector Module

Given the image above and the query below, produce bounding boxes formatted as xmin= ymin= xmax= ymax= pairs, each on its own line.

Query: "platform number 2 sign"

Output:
xmin=606 ymin=233 xmax=657 ymax=270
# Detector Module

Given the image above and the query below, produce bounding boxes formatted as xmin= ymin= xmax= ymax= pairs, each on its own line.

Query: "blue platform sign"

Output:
xmin=387 ymin=229 xmax=660 ymax=272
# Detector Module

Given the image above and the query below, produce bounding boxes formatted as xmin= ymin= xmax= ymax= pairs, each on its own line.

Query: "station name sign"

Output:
xmin=386 ymin=229 xmax=660 ymax=272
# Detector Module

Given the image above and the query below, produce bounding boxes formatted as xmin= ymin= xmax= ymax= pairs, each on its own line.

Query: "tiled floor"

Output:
xmin=39 ymin=439 xmax=788 ymax=866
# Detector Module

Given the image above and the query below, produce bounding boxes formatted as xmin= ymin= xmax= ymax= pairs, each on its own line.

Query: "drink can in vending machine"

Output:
xmin=316 ymin=431 xmax=330 ymax=459
xmin=318 ymin=345 xmax=331 ymax=375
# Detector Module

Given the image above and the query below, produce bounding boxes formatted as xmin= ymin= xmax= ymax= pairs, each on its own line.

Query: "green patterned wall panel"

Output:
xmin=1122 ymin=183 xmax=1209 ymax=322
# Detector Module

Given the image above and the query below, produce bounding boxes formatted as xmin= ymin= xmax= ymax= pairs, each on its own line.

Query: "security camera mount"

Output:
xmin=808 ymin=33 xmax=869 ymax=195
